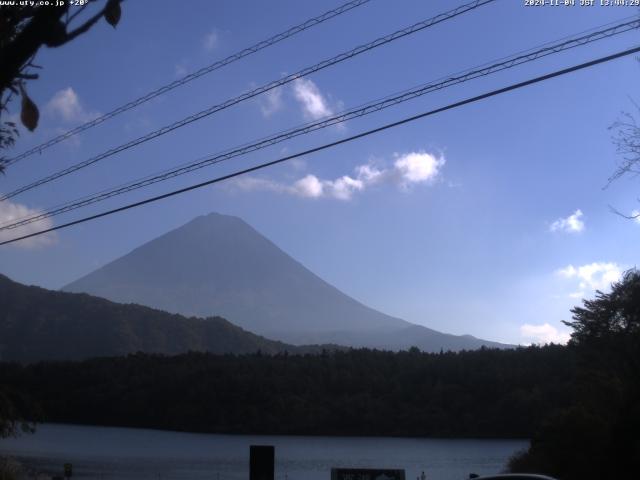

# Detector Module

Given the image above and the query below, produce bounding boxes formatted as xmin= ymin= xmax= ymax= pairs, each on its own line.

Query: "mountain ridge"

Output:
xmin=64 ymin=212 xmax=510 ymax=351
xmin=0 ymin=273 xmax=334 ymax=363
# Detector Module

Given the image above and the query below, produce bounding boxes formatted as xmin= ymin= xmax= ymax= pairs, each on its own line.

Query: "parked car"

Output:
xmin=468 ymin=475 xmax=558 ymax=480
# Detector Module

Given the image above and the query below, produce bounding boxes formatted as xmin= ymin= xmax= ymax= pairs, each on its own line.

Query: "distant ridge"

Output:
xmin=64 ymin=212 xmax=510 ymax=352
xmin=0 ymin=274 xmax=329 ymax=363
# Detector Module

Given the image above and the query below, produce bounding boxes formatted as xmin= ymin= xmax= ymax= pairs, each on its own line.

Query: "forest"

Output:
xmin=0 ymin=344 xmax=573 ymax=438
xmin=1 ymin=270 xmax=639 ymax=480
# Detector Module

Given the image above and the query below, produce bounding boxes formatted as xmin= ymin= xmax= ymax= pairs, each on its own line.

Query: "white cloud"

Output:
xmin=257 ymin=77 xmax=343 ymax=125
xmin=550 ymin=209 xmax=584 ymax=233
xmin=520 ymin=323 xmax=571 ymax=345
xmin=329 ymin=176 xmax=365 ymax=200
xmin=556 ymin=265 xmax=578 ymax=278
xmin=292 ymin=78 xmax=333 ymax=120
xmin=203 ymin=30 xmax=219 ymax=51
xmin=556 ymin=262 xmax=623 ymax=297
xmin=0 ymin=200 xmax=56 ymax=248
xmin=234 ymin=151 xmax=444 ymax=201
xmin=355 ymin=164 xmax=384 ymax=184
xmin=259 ymin=87 xmax=284 ymax=117
xmin=237 ymin=172 xmax=364 ymax=201
xmin=631 ymin=209 xmax=640 ymax=224
xmin=292 ymin=174 xmax=325 ymax=198
xmin=394 ymin=151 xmax=445 ymax=187
xmin=46 ymin=87 xmax=98 ymax=124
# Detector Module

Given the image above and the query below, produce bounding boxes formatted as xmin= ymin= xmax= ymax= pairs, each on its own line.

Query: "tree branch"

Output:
xmin=66 ymin=2 xmax=92 ymax=26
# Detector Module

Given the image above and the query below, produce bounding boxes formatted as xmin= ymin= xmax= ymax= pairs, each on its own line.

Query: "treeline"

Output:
xmin=2 ymin=272 xmax=638 ymax=480
xmin=507 ymin=270 xmax=640 ymax=479
xmin=0 ymin=345 xmax=574 ymax=439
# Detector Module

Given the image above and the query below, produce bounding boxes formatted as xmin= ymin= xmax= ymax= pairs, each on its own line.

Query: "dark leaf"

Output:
xmin=104 ymin=0 xmax=121 ymax=28
xmin=44 ymin=20 xmax=68 ymax=47
xmin=20 ymin=88 xmax=39 ymax=132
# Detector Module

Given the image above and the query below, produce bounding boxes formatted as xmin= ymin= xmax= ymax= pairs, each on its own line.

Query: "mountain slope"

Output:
xmin=64 ymin=212 xmax=508 ymax=351
xmin=0 ymin=274 xmax=317 ymax=363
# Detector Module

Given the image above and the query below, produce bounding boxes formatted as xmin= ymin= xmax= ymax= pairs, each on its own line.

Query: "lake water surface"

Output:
xmin=0 ymin=424 xmax=528 ymax=480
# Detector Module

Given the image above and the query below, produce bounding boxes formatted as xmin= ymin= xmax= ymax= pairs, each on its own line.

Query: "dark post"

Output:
xmin=250 ymin=445 xmax=274 ymax=480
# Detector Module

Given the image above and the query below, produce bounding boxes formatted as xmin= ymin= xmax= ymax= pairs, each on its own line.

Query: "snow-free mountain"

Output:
xmin=0 ymin=274 xmax=325 ymax=363
xmin=64 ymin=213 xmax=508 ymax=351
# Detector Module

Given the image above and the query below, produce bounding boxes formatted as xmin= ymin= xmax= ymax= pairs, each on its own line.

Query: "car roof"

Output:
xmin=469 ymin=475 xmax=558 ymax=480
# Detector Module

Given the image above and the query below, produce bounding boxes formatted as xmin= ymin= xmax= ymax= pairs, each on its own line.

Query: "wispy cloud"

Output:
xmin=550 ymin=209 xmax=584 ymax=233
xmin=256 ymin=78 xmax=344 ymax=124
xmin=631 ymin=209 xmax=640 ymax=224
xmin=556 ymin=261 xmax=623 ymax=299
xmin=259 ymin=87 xmax=284 ymax=117
xmin=234 ymin=151 xmax=445 ymax=201
xmin=234 ymin=172 xmax=364 ymax=200
xmin=520 ymin=323 xmax=570 ymax=345
xmin=0 ymin=200 xmax=56 ymax=248
xmin=232 ymin=177 xmax=286 ymax=194
xmin=292 ymin=78 xmax=334 ymax=120
xmin=202 ymin=29 xmax=219 ymax=52
xmin=46 ymin=87 xmax=99 ymax=124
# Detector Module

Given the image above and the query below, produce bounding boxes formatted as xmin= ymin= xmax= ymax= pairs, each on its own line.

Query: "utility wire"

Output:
xmin=2 ymin=16 xmax=638 ymax=231
xmin=0 ymin=0 xmax=373 ymax=168
xmin=0 ymin=0 xmax=497 ymax=201
xmin=2 ymin=44 xmax=638 ymax=247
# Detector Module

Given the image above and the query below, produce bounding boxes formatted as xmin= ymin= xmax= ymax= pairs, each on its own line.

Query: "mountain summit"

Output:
xmin=64 ymin=213 xmax=507 ymax=351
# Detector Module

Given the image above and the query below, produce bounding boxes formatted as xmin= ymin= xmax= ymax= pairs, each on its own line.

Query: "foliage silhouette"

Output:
xmin=508 ymin=269 xmax=640 ymax=479
xmin=0 ymin=345 xmax=574 ymax=438
xmin=0 ymin=0 xmax=123 ymax=171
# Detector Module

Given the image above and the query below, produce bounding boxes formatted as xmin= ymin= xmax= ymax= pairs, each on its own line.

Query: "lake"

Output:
xmin=0 ymin=424 xmax=528 ymax=480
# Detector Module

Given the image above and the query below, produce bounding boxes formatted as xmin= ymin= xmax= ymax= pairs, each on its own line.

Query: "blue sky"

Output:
xmin=1 ymin=0 xmax=639 ymax=345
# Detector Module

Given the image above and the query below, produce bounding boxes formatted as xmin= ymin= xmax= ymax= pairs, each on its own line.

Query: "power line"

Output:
xmin=2 ymin=17 xmax=637 ymax=229
xmin=2 ymin=16 xmax=638 ymax=231
xmin=0 ymin=0 xmax=373 ymax=168
xmin=2 ymin=44 xmax=638 ymax=247
xmin=0 ymin=0 xmax=497 ymax=201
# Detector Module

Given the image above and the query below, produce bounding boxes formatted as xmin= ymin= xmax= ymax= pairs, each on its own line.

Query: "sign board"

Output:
xmin=63 ymin=463 xmax=73 ymax=478
xmin=250 ymin=445 xmax=274 ymax=480
xmin=331 ymin=468 xmax=406 ymax=480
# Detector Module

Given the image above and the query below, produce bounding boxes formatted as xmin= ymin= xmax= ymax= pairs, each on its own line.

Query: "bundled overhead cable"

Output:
xmin=0 ymin=0 xmax=373 ymax=167
xmin=2 ymin=15 xmax=638 ymax=232
xmin=0 ymin=0 xmax=497 ymax=201
xmin=2 ymin=44 xmax=639 ymax=247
